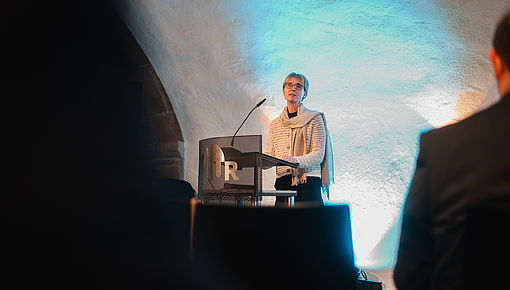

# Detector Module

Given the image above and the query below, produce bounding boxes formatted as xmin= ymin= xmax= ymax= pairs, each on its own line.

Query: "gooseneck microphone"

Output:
xmin=230 ymin=98 xmax=266 ymax=147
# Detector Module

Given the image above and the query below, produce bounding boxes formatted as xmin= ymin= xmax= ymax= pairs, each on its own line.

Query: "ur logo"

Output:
xmin=205 ymin=144 xmax=240 ymax=181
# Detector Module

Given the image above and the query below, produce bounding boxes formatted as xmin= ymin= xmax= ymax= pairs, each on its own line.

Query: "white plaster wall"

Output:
xmin=120 ymin=0 xmax=509 ymax=272
xmin=121 ymin=1 xmax=274 ymax=193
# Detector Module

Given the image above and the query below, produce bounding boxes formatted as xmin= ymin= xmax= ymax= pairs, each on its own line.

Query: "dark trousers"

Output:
xmin=274 ymin=175 xmax=323 ymax=206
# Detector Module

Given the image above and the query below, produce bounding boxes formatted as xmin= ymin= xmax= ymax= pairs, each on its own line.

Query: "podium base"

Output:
xmin=198 ymin=190 xmax=297 ymax=207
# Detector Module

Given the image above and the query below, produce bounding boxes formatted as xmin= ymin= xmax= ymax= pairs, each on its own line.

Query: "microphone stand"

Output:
xmin=230 ymin=98 xmax=266 ymax=147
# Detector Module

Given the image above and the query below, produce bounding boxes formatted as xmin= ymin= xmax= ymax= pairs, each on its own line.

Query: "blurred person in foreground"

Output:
xmin=394 ymin=9 xmax=510 ymax=290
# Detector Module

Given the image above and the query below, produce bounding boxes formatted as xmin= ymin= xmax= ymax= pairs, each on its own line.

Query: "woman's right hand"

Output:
xmin=282 ymin=155 xmax=299 ymax=164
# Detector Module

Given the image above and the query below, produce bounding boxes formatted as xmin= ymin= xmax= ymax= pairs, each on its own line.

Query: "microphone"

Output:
xmin=255 ymin=98 xmax=266 ymax=107
xmin=231 ymin=98 xmax=266 ymax=147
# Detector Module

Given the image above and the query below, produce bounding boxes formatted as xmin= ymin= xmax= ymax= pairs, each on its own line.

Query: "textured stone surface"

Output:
xmin=120 ymin=0 xmax=509 ymax=274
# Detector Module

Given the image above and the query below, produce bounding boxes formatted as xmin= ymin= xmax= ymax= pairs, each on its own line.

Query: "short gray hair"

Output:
xmin=283 ymin=72 xmax=310 ymax=101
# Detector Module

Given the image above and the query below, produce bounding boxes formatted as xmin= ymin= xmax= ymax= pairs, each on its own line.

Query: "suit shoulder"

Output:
xmin=419 ymin=99 xmax=509 ymax=153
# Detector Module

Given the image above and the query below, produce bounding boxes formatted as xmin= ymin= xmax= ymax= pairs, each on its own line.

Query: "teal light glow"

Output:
xmin=230 ymin=0 xmax=450 ymax=268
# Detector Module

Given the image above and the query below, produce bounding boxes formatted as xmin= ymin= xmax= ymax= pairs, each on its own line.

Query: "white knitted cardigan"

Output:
xmin=264 ymin=105 xmax=326 ymax=179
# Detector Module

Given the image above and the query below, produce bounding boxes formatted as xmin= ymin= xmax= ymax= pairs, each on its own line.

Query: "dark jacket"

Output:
xmin=394 ymin=91 xmax=510 ymax=290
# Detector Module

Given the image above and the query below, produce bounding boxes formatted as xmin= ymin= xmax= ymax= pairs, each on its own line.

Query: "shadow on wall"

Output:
xmin=122 ymin=22 xmax=186 ymax=180
xmin=6 ymin=1 xmax=201 ymax=289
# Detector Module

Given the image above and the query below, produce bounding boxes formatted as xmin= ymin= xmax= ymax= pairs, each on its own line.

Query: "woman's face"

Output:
xmin=283 ymin=77 xmax=306 ymax=104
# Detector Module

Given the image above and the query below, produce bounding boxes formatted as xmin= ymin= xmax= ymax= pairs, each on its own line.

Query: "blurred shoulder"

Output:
xmin=419 ymin=96 xmax=510 ymax=155
xmin=424 ymin=95 xmax=510 ymax=142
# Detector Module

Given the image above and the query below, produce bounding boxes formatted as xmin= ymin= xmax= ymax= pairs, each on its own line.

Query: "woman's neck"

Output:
xmin=286 ymin=102 xmax=301 ymax=113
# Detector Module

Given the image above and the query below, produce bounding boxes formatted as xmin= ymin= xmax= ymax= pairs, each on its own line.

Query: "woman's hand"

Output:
xmin=282 ymin=155 xmax=299 ymax=164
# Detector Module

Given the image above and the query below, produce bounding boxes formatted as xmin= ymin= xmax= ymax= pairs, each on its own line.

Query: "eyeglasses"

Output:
xmin=284 ymin=82 xmax=304 ymax=90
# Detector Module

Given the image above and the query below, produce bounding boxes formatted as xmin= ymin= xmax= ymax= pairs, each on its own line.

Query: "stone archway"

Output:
xmin=123 ymin=23 xmax=185 ymax=180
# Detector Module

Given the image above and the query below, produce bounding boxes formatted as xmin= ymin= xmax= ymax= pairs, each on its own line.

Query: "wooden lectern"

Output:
xmin=198 ymin=135 xmax=298 ymax=206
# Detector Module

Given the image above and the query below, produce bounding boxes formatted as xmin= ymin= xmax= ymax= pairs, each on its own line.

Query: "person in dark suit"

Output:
xmin=394 ymin=10 xmax=510 ymax=290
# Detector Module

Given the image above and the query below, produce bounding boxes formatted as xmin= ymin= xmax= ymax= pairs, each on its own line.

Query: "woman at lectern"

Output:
xmin=264 ymin=72 xmax=334 ymax=206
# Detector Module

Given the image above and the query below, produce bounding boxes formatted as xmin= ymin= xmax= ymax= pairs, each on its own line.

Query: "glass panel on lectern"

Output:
xmin=198 ymin=135 xmax=262 ymax=203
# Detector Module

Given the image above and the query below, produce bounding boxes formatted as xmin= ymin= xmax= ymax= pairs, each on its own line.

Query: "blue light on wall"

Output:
xmin=122 ymin=0 xmax=507 ymax=271
xmin=230 ymin=0 xmax=450 ymax=268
